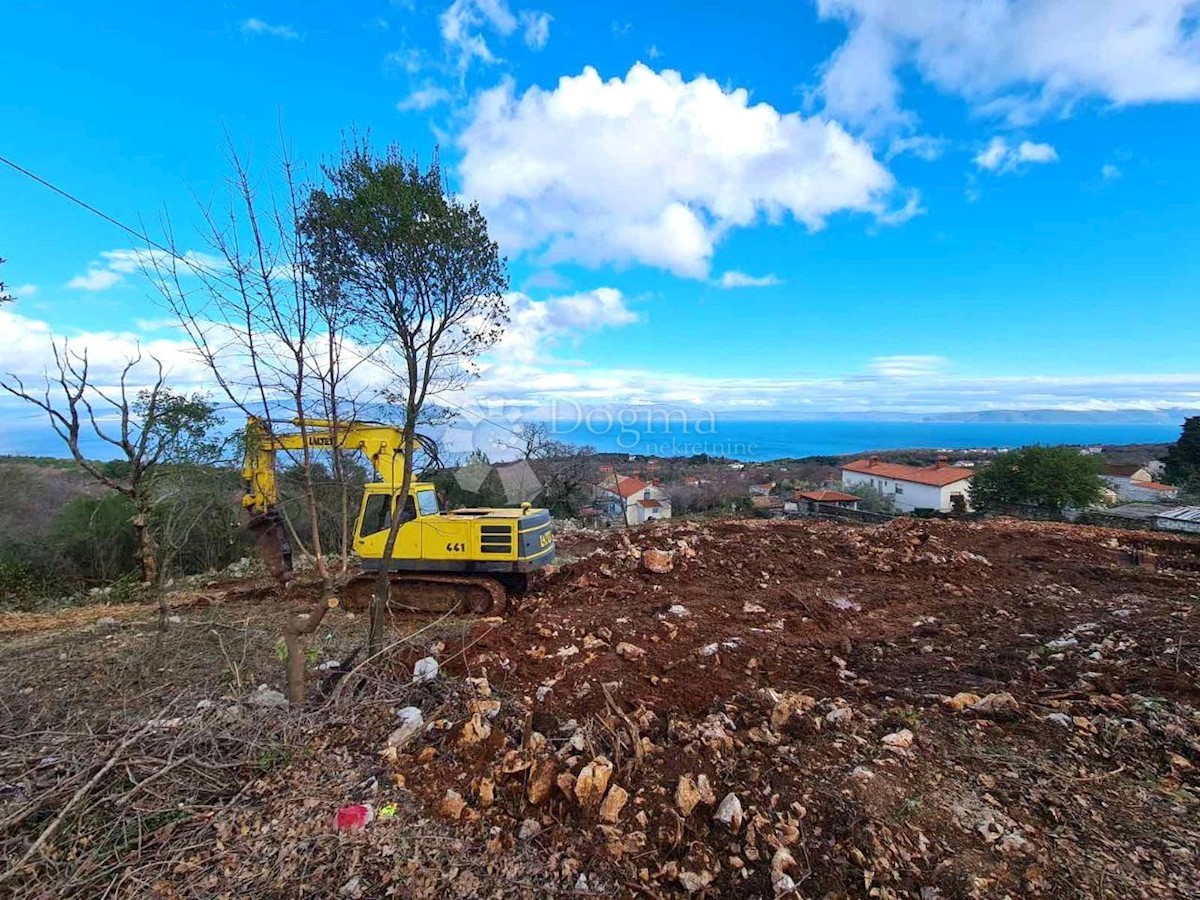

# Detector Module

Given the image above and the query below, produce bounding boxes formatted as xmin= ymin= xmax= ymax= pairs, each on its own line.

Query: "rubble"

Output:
xmin=713 ymin=792 xmax=743 ymax=831
xmin=641 ymin=548 xmax=674 ymax=574
xmin=246 ymin=684 xmax=288 ymax=709
xmin=599 ymin=784 xmax=629 ymax=823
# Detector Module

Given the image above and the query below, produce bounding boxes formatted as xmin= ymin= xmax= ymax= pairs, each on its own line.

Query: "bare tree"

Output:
xmin=303 ymin=142 xmax=508 ymax=654
xmin=0 ymin=344 xmax=218 ymax=630
xmin=498 ymin=422 xmax=595 ymax=515
xmin=151 ymin=141 xmax=372 ymax=703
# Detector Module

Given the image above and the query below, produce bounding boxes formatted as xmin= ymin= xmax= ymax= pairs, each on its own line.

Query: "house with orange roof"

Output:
xmin=594 ymin=475 xmax=673 ymax=525
xmin=840 ymin=456 xmax=974 ymax=513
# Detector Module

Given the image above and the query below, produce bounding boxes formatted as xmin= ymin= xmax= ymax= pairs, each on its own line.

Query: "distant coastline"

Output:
xmin=548 ymin=419 xmax=1183 ymax=464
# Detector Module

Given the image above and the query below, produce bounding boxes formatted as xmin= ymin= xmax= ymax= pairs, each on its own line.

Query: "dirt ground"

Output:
xmin=1 ymin=516 xmax=1198 ymax=898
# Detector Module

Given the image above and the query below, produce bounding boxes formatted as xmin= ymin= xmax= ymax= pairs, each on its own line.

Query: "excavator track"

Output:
xmin=339 ymin=572 xmax=508 ymax=616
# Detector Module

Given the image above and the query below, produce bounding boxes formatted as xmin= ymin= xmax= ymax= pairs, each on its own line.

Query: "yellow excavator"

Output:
xmin=241 ymin=417 xmax=555 ymax=614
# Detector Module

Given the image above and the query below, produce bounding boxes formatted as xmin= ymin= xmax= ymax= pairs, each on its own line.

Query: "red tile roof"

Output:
xmin=614 ymin=476 xmax=649 ymax=498
xmin=1138 ymin=481 xmax=1178 ymax=492
xmin=637 ymin=498 xmax=662 ymax=508
xmin=841 ymin=459 xmax=974 ymax=487
xmin=796 ymin=489 xmax=861 ymax=503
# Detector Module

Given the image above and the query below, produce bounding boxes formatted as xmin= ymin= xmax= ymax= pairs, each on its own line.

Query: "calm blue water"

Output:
xmin=548 ymin=419 xmax=1182 ymax=462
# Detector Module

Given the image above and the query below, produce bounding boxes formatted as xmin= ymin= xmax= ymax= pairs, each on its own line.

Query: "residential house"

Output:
xmin=594 ymin=475 xmax=673 ymax=526
xmin=1102 ymin=464 xmax=1180 ymax=502
xmin=749 ymin=482 xmax=776 ymax=497
xmin=1103 ymin=463 xmax=1154 ymax=482
xmin=840 ymin=457 xmax=974 ymax=513
xmin=785 ymin=489 xmax=861 ymax=516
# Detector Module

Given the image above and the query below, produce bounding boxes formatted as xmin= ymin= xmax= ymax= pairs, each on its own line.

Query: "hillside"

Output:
xmin=1 ymin=516 xmax=1198 ymax=897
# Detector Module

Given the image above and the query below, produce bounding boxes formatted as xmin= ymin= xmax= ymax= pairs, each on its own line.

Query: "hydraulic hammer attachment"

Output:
xmin=247 ymin=509 xmax=294 ymax=588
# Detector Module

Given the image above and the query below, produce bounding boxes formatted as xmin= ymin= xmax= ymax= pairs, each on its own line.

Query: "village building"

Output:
xmin=1102 ymin=464 xmax=1180 ymax=502
xmin=594 ymin=475 xmax=673 ymax=526
xmin=1154 ymin=506 xmax=1200 ymax=534
xmin=840 ymin=457 xmax=974 ymax=513
xmin=784 ymin=489 xmax=861 ymax=516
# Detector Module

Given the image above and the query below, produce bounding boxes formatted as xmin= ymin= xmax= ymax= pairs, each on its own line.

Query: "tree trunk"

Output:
xmin=133 ymin=511 xmax=158 ymax=585
xmin=368 ymin=425 xmax=416 ymax=656
xmin=284 ymin=595 xmax=334 ymax=705
xmin=133 ymin=508 xmax=168 ymax=636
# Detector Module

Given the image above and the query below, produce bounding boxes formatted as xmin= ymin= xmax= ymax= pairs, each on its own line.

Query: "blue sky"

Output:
xmin=3 ymin=0 xmax=1200 ymax=451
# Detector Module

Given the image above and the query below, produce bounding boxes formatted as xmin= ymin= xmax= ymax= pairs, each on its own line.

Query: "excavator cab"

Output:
xmin=354 ymin=485 xmax=430 ymax=562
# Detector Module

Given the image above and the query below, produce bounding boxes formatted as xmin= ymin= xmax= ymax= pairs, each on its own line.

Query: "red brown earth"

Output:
xmin=2 ymin=516 xmax=1198 ymax=898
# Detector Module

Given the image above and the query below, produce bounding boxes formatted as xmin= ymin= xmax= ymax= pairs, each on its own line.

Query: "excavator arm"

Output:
xmin=241 ymin=416 xmax=439 ymax=586
xmin=241 ymin=417 xmax=410 ymax=516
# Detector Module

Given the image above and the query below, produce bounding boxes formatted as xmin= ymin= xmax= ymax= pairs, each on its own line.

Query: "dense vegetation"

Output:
xmin=970 ymin=445 xmax=1105 ymax=512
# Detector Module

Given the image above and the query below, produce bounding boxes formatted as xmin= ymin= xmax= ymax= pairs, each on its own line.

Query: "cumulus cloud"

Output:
xmin=0 ymin=307 xmax=208 ymax=388
xmin=973 ymin=137 xmax=1059 ymax=172
xmin=816 ymin=0 xmax=1200 ymax=126
xmin=458 ymin=64 xmax=901 ymax=278
xmin=1101 ymin=163 xmax=1122 ymax=180
xmin=492 ymin=287 xmax=638 ymax=364
xmin=455 ymin=354 xmax=1200 ymax=426
xmin=717 ymin=271 xmax=782 ymax=289
xmin=240 ymin=18 xmax=300 ymax=40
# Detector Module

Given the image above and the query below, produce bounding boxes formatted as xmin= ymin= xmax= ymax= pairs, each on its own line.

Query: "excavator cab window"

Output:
xmin=416 ymin=490 xmax=440 ymax=516
xmin=397 ymin=495 xmax=417 ymax=525
xmin=360 ymin=494 xmax=392 ymax=537
xmin=360 ymin=494 xmax=418 ymax=538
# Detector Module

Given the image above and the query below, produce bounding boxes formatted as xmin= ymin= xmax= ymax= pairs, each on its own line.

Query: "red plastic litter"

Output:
xmin=334 ymin=804 xmax=373 ymax=832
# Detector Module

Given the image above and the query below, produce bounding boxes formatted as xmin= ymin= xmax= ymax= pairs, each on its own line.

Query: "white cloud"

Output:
xmin=1101 ymin=163 xmax=1122 ymax=180
xmin=520 ymin=10 xmax=551 ymax=50
xmin=397 ymin=85 xmax=454 ymax=111
xmin=11 ymin=283 xmax=37 ymax=297
xmin=1016 ymin=140 xmax=1058 ymax=164
xmin=865 ymin=355 xmax=949 ymax=378
xmin=439 ymin=0 xmax=549 ymax=70
xmin=874 ymin=188 xmax=926 ymax=225
xmin=67 ymin=269 xmax=123 ymax=291
xmin=240 ymin=17 xmax=300 ymax=40
xmin=66 ymin=248 xmax=225 ymax=292
xmin=973 ymin=136 xmax=1058 ymax=173
xmin=817 ymin=0 xmax=1200 ymax=126
xmin=717 ymin=271 xmax=782 ymax=289
xmin=458 ymin=64 xmax=901 ymax=278
xmin=492 ymin=287 xmax=638 ymax=364
xmin=0 ymin=307 xmax=209 ymax=389
xmin=4 ymin=307 xmax=1200 ymax=457
xmin=885 ymin=134 xmax=946 ymax=161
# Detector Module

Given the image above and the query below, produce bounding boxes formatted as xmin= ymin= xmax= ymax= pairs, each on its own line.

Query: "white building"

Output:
xmin=840 ymin=457 xmax=974 ymax=513
xmin=595 ymin=476 xmax=673 ymax=526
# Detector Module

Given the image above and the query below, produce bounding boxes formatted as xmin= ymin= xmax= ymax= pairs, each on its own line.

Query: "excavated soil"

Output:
xmin=2 ymin=516 xmax=1199 ymax=898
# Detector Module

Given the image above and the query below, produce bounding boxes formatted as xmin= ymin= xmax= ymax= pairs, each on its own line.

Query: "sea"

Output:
xmin=1 ymin=413 xmax=1183 ymax=465
xmin=545 ymin=419 xmax=1183 ymax=463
